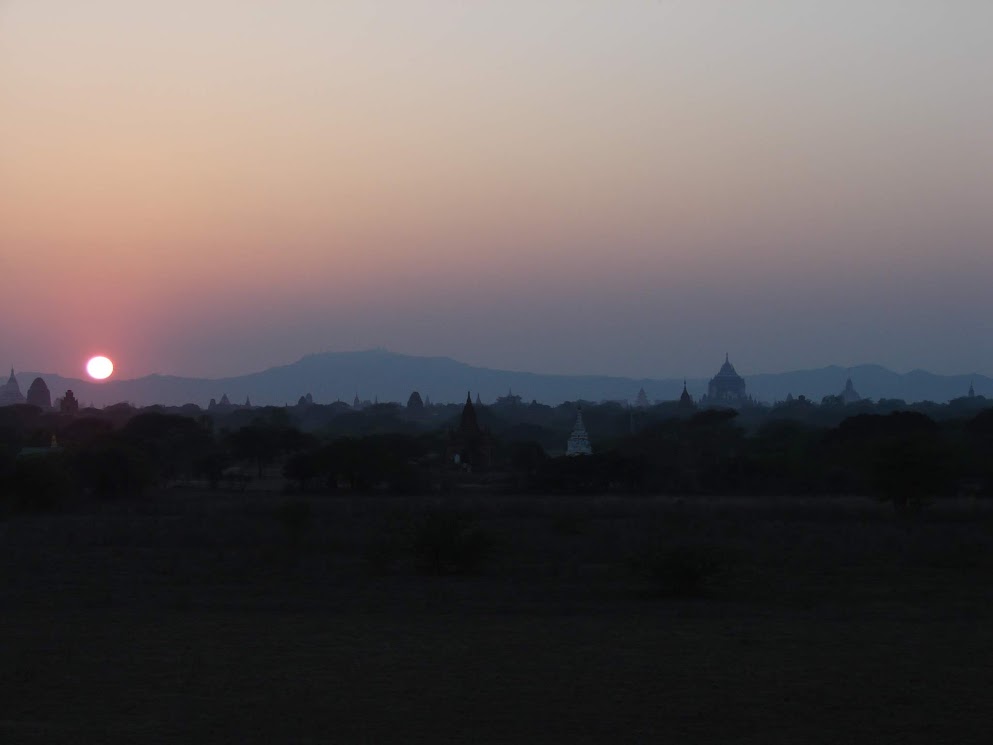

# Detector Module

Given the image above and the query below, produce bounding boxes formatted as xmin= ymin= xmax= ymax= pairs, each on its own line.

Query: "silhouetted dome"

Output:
xmin=407 ymin=391 xmax=424 ymax=410
xmin=26 ymin=377 xmax=51 ymax=409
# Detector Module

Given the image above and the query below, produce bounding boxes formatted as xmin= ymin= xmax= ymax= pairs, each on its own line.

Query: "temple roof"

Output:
xmin=713 ymin=354 xmax=744 ymax=381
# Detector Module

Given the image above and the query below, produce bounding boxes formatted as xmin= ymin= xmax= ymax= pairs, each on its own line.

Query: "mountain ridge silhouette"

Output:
xmin=11 ymin=349 xmax=989 ymax=408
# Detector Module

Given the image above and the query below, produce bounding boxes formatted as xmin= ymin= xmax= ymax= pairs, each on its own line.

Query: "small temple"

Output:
xmin=679 ymin=380 xmax=695 ymax=409
xmin=0 ymin=368 xmax=25 ymax=406
xmin=566 ymin=406 xmax=592 ymax=456
xmin=447 ymin=392 xmax=493 ymax=469
xmin=840 ymin=376 xmax=862 ymax=404
xmin=60 ymin=389 xmax=79 ymax=414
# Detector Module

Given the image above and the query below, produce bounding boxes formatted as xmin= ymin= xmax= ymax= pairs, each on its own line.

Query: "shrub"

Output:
xmin=274 ymin=499 xmax=313 ymax=546
xmin=8 ymin=453 xmax=76 ymax=511
xmin=630 ymin=544 xmax=724 ymax=598
xmin=412 ymin=509 xmax=494 ymax=575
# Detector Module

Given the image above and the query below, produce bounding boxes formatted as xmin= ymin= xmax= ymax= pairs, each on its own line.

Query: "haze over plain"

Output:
xmin=2 ymin=2 xmax=991 ymax=379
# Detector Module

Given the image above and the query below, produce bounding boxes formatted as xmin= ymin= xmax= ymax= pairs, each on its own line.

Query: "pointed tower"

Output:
xmin=447 ymin=391 xmax=493 ymax=469
xmin=459 ymin=391 xmax=479 ymax=435
xmin=840 ymin=376 xmax=861 ymax=404
xmin=635 ymin=388 xmax=650 ymax=409
xmin=566 ymin=406 xmax=592 ymax=456
xmin=475 ymin=392 xmax=482 ymax=407
xmin=679 ymin=379 xmax=694 ymax=409
xmin=0 ymin=367 xmax=25 ymax=405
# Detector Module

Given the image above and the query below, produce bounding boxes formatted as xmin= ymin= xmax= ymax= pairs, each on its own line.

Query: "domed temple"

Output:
xmin=26 ymin=377 xmax=52 ymax=409
xmin=702 ymin=354 xmax=748 ymax=406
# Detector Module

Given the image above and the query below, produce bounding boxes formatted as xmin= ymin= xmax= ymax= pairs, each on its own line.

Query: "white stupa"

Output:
xmin=566 ymin=407 xmax=592 ymax=456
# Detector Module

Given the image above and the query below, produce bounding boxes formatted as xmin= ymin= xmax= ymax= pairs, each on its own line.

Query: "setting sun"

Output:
xmin=86 ymin=356 xmax=114 ymax=380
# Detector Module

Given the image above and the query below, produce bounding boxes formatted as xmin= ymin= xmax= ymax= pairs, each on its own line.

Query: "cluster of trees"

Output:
xmin=2 ymin=396 xmax=993 ymax=511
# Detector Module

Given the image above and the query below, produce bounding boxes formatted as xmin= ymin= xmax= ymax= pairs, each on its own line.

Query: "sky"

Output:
xmin=2 ymin=1 xmax=992 ymax=381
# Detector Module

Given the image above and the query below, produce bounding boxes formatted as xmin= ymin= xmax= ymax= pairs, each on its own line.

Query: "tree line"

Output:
xmin=2 ymin=397 xmax=993 ymax=510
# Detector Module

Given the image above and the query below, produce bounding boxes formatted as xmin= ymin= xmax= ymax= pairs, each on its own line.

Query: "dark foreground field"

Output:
xmin=2 ymin=492 xmax=992 ymax=744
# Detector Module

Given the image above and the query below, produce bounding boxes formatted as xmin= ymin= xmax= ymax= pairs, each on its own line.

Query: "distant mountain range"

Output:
xmin=11 ymin=350 xmax=990 ymax=408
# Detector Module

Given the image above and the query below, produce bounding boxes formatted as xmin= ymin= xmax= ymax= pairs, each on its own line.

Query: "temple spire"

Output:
xmin=566 ymin=406 xmax=592 ymax=456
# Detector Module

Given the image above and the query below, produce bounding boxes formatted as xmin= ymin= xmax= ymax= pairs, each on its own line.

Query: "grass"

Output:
xmin=2 ymin=492 xmax=993 ymax=743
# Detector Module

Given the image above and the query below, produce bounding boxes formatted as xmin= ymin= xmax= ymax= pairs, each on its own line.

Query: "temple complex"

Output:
xmin=0 ymin=368 xmax=25 ymax=406
xmin=702 ymin=354 xmax=748 ymax=406
xmin=566 ymin=407 xmax=592 ymax=456
xmin=493 ymin=389 xmax=523 ymax=408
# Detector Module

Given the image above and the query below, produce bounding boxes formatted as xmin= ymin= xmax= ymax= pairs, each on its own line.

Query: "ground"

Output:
xmin=2 ymin=492 xmax=992 ymax=743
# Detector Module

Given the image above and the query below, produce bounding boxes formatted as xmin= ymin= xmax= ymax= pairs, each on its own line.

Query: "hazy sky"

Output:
xmin=2 ymin=1 xmax=992 ymax=380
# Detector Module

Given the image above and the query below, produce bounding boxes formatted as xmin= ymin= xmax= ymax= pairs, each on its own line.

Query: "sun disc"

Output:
xmin=86 ymin=356 xmax=114 ymax=380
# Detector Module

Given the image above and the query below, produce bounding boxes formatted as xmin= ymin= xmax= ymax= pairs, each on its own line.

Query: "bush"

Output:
xmin=412 ymin=509 xmax=494 ymax=575
xmin=630 ymin=544 xmax=724 ymax=598
xmin=73 ymin=439 xmax=153 ymax=499
xmin=274 ymin=499 xmax=313 ymax=546
xmin=8 ymin=453 xmax=76 ymax=511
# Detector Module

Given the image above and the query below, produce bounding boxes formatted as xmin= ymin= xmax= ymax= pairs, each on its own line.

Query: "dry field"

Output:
xmin=2 ymin=492 xmax=992 ymax=744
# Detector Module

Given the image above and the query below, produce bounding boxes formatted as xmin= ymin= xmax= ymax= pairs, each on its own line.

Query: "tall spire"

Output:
xmin=460 ymin=391 xmax=480 ymax=434
xmin=566 ymin=406 xmax=592 ymax=456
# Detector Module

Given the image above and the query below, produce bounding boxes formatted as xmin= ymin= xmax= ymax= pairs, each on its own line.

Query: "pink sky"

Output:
xmin=2 ymin=1 xmax=992 ymax=380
